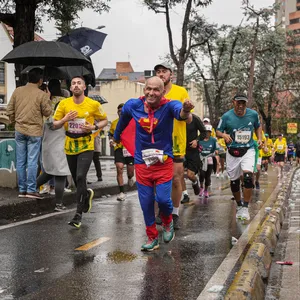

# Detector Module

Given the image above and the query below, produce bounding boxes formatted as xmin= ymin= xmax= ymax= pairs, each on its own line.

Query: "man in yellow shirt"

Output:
xmin=273 ymin=134 xmax=287 ymax=178
xmin=109 ymin=104 xmax=135 ymax=201
xmin=155 ymin=62 xmax=190 ymax=229
xmin=53 ymin=76 xmax=108 ymax=228
xmin=262 ymin=133 xmax=273 ymax=174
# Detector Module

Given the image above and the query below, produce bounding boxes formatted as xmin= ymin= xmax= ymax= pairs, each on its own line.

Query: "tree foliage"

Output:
xmin=143 ymin=0 xmax=213 ymax=85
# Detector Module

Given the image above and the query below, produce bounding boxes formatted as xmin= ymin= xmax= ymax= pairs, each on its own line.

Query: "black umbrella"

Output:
xmin=57 ymin=27 xmax=107 ymax=57
xmin=1 ymin=41 xmax=90 ymax=66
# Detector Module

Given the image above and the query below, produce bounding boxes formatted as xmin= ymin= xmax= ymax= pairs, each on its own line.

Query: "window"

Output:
xmin=290 ymin=18 xmax=300 ymax=24
xmin=0 ymin=62 xmax=5 ymax=85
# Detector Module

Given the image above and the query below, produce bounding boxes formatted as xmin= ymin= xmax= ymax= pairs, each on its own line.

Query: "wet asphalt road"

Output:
xmin=0 ymin=169 xmax=278 ymax=300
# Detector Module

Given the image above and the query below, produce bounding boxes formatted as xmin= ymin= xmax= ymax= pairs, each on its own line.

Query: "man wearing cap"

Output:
xmin=154 ymin=62 xmax=191 ymax=229
xmin=216 ymin=93 xmax=262 ymax=221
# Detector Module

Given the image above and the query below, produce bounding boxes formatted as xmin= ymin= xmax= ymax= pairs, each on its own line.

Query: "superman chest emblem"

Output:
xmin=138 ymin=118 xmax=159 ymax=133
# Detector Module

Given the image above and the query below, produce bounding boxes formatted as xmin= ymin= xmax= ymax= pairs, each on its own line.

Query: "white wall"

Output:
xmin=0 ymin=23 xmax=15 ymax=103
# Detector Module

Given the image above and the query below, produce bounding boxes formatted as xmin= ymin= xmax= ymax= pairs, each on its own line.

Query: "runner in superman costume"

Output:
xmin=113 ymin=77 xmax=193 ymax=251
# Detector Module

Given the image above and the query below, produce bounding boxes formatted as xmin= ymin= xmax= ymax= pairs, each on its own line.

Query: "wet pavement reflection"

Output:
xmin=0 ymin=168 xmax=278 ymax=300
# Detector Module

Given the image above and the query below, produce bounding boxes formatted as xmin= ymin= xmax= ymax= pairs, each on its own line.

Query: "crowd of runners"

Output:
xmin=7 ymin=64 xmax=299 ymax=252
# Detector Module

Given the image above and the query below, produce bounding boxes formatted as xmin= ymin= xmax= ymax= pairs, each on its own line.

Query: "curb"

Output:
xmin=0 ymin=183 xmax=137 ymax=221
xmin=224 ymin=169 xmax=294 ymax=299
xmin=197 ymin=168 xmax=294 ymax=300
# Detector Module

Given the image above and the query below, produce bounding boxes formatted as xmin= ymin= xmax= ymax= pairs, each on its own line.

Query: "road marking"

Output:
xmin=75 ymin=237 xmax=111 ymax=251
xmin=0 ymin=209 xmax=75 ymax=231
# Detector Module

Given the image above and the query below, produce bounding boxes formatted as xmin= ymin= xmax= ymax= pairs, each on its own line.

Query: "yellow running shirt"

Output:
xmin=274 ymin=139 xmax=287 ymax=154
xmin=109 ymin=118 xmax=123 ymax=150
xmin=54 ymin=97 xmax=107 ymax=155
xmin=165 ymin=84 xmax=189 ymax=156
xmin=263 ymin=138 xmax=273 ymax=157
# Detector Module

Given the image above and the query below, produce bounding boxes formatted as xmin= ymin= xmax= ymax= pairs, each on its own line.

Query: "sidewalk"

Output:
xmin=266 ymin=167 xmax=300 ymax=300
xmin=0 ymin=158 xmax=136 ymax=223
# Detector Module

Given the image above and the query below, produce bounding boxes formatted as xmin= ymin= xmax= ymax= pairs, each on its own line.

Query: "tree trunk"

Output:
xmin=176 ymin=62 xmax=185 ymax=86
xmin=265 ymin=116 xmax=272 ymax=137
xmin=247 ymin=17 xmax=259 ymax=108
xmin=14 ymin=0 xmax=37 ymax=87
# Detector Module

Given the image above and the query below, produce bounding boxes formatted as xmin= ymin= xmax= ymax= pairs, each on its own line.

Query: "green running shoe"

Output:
xmin=141 ymin=238 xmax=159 ymax=251
xmin=163 ymin=220 xmax=175 ymax=243
xmin=83 ymin=188 xmax=94 ymax=213
xmin=68 ymin=213 xmax=82 ymax=229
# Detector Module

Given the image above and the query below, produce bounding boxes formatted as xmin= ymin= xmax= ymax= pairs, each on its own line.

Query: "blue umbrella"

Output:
xmin=57 ymin=27 xmax=107 ymax=57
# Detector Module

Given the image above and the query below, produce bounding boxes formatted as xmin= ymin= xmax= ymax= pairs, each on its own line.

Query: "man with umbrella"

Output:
xmin=53 ymin=76 xmax=108 ymax=228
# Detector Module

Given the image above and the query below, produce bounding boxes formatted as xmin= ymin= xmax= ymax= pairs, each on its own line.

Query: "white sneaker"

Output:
xmin=128 ymin=178 xmax=135 ymax=187
xmin=216 ymin=173 xmax=220 ymax=178
xmin=236 ymin=206 xmax=243 ymax=219
xmin=49 ymin=187 xmax=55 ymax=195
xmin=241 ymin=207 xmax=250 ymax=221
xmin=64 ymin=187 xmax=72 ymax=193
xmin=39 ymin=185 xmax=50 ymax=195
xmin=117 ymin=192 xmax=126 ymax=201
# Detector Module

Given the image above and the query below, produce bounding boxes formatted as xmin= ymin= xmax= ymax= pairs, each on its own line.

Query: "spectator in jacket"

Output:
xmin=6 ymin=68 xmax=52 ymax=199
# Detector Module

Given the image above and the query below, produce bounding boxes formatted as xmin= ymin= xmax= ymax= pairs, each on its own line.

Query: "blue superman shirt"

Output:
xmin=114 ymin=98 xmax=184 ymax=164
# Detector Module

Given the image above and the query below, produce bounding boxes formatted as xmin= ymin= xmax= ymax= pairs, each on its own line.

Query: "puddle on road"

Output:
xmin=107 ymin=250 xmax=138 ymax=263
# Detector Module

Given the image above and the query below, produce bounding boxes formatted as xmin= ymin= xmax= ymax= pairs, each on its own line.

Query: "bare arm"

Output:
xmin=254 ymin=126 xmax=262 ymax=147
xmin=216 ymin=130 xmax=232 ymax=144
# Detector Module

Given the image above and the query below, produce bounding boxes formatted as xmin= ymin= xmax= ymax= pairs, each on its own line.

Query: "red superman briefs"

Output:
xmin=135 ymin=157 xmax=173 ymax=187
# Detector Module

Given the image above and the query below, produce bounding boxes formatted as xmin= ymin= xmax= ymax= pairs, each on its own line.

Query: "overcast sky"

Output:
xmin=42 ymin=0 xmax=274 ymax=77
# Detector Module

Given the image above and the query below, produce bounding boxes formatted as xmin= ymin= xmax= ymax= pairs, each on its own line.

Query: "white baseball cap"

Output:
xmin=203 ymin=118 xmax=210 ymax=123
xmin=205 ymin=124 xmax=212 ymax=132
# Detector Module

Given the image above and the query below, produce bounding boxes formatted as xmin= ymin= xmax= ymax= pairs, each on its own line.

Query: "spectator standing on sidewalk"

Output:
xmin=109 ymin=104 xmax=135 ymax=201
xmin=6 ymin=68 xmax=52 ymax=199
xmin=36 ymin=79 xmax=70 ymax=211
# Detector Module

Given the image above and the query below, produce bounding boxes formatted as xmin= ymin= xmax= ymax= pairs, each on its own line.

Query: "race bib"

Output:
xmin=142 ymin=149 xmax=164 ymax=167
xmin=207 ymin=157 xmax=213 ymax=165
xmin=235 ymin=130 xmax=251 ymax=144
xmin=122 ymin=147 xmax=132 ymax=157
xmin=277 ymin=145 xmax=284 ymax=150
xmin=68 ymin=118 xmax=85 ymax=134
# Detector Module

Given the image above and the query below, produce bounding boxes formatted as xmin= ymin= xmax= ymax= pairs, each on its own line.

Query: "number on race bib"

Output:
xmin=68 ymin=118 xmax=85 ymax=134
xmin=235 ymin=130 xmax=251 ymax=144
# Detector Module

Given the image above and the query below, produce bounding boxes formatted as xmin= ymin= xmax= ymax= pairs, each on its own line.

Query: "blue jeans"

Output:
xmin=15 ymin=131 xmax=42 ymax=193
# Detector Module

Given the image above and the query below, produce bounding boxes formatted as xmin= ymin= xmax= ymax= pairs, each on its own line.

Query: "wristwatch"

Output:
xmin=94 ymin=124 xmax=99 ymax=130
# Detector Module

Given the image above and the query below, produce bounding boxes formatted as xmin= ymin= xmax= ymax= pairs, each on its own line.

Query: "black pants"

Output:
xmin=199 ymin=165 xmax=213 ymax=188
xmin=93 ymin=152 xmax=102 ymax=179
xmin=67 ymin=151 xmax=93 ymax=214
xmin=36 ymin=173 xmax=66 ymax=205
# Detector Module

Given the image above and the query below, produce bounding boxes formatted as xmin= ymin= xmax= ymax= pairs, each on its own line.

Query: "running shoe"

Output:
xmin=216 ymin=173 xmax=220 ymax=178
xmin=240 ymin=207 xmax=250 ymax=221
xmin=236 ymin=206 xmax=243 ymax=219
xmin=192 ymin=181 xmax=200 ymax=195
xmin=64 ymin=187 xmax=72 ymax=193
xmin=54 ymin=203 xmax=67 ymax=212
xmin=117 ymin=192 xmax=126 ymax=201
xmin=39 ymin=185 xmax=50 ymax=195
xmin=199 ymin=188 xmax=204 ymax=197
xmin=255 ymin=181 xmax=260 ymax=190
xmin=162 ymin=221 xmax=175 ymax=243
xmin=68 ymin=213 xmax=82 ymax=228
xmin=98 ymin=177 xmax=103 ymax=182
xmin=204 ymin=190 xmax=209 ymax=198
xmin=49 ymin=187 xmax=55 ymax=195
xmin=141 ymin=238 xmax=159 ymax=251
xmin=181 ymin=194 xmax=190 ymax=204
xmin=18 ymin=192 xmax=27 ymax=198
xmin=172 ymin=214 xmax=181 ymax=230
xmin=83 ymin=188 xmax=94 ymax=213
xmin=128 ymin=178 xmax=135 ymax=187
